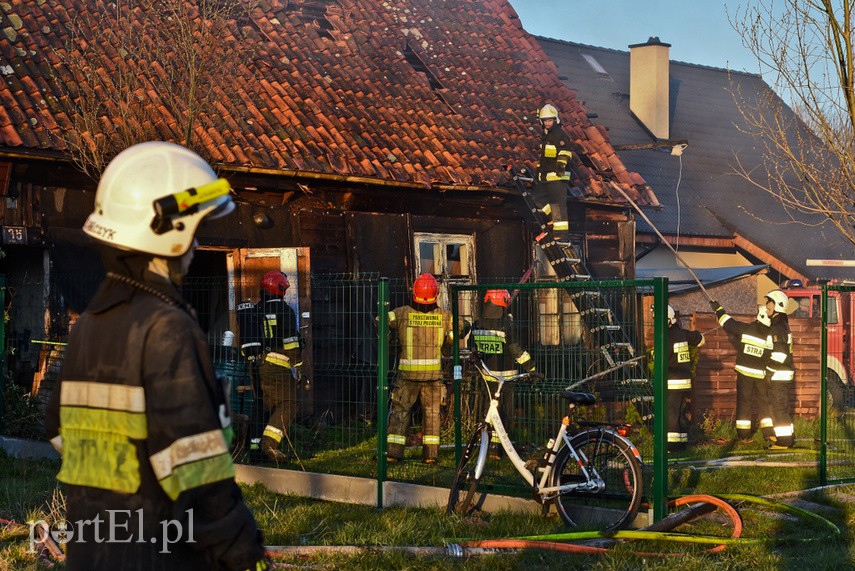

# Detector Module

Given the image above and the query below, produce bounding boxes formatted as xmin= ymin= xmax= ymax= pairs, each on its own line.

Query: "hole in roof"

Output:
xmin=403 ymin=41 xmax=444 ymax=90
xmin=288 ymin=0 xmax=339 ymax=40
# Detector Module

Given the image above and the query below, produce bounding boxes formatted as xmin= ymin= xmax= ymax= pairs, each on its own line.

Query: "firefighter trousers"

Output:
xmin=258 ymin=360 xmax=297 ymax=451
xmin=735 ymin=373 xmax=774 ymax=441
xmin=667 ymin=387 xmax=690 ymax=449
xmin=768 ymin=379 xmax=795 ymax=447
xmin=533 ymin=181 xmax=569 ymax=242
xmin=387 ymin=379 xmax=443 ymax=461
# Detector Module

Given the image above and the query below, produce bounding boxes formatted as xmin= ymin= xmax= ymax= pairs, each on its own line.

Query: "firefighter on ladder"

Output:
xmin=45 ymin=142 xmax=267 ymax=570
xmin=534 ymin=103 xmax=574 ymax=245
xmin=664 ymin=305 xmax=705 ymax=452
xmin=711 ymin=301 xmax=775 ymax=444
xmin=257 ymin=270 xmax=307 ymax=463
xmin=385 ymin=273 xmax=463 ymax=464
xmin=470 ymin=289 xmax=536 ymax=459
xmin=765 ymin=289 xmax=796 ymax=449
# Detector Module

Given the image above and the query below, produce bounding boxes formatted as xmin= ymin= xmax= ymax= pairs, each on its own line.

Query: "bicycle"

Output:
xmin=447 ymin=356 xmax=644 ymax=531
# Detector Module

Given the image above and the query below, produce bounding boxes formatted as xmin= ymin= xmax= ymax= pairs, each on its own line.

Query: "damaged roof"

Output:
xmin=0 ymin=0 xmax=655 ymax=206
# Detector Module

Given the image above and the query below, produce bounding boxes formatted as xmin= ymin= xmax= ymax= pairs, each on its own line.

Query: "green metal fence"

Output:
xmin=821 ymin=283 xmax=855 ymax=485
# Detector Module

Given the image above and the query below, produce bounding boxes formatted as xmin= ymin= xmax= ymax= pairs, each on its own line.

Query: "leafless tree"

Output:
xmin=52 ymin=0 xmax=256 ymax=179
xmin=731 ymin=1 xmax=855 ymax=246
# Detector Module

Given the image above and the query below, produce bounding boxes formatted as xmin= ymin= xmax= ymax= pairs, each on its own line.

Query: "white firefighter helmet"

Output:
xmin=538 ymin=104 xmax=560 ymax=125
xmin=765 ymin=289 xmax=789 ymax=314
xmin=83 ymin=141 xmax=234 ymax=257
xmin=756 ymin=304 xmax=771 ymax=327
xmin=667 ymin=305 xmax=677 ymax=326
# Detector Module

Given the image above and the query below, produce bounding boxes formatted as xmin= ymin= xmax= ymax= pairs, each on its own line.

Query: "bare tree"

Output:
xmin=731 ymin=1 xmax=855 ymax=246
xmin=52 ymin=0 xmax=256 ymax=179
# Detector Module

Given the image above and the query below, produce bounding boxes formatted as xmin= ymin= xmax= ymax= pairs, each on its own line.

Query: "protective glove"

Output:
xmin=709 ymin=300 xmax=722 ymax=312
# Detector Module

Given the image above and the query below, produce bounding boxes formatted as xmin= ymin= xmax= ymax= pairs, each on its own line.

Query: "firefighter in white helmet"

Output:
xmin=662 ymin=305 xmax=705 ymax=452
xmin=534 ymin=103 xmax=574 ymax=245
xmin=45 ymin=142 xmax=267 ymax=570
xmin=711 ymin=300 xmax=774 ymax=444
xmin=764 ymin=289 xmax=796 ymax=449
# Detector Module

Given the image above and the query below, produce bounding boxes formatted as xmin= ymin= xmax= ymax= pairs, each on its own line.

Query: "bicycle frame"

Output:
xmin=474 ymin=366 xmax=619 ymax=499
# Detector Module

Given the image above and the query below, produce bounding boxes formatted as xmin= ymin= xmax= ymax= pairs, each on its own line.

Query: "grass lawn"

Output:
xmin=1 ymin=425 xmax=854 ymax=571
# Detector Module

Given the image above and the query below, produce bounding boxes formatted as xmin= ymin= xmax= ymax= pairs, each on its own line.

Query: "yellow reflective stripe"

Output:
xmin=770 ymin=351 xmax=787 ymax=364
xmin=774 ymin=424 xmax=794 ymax=437
xmin=667 ymin=432 xmax=688 ymax=443
xmin=741 ymin=334 xmax=770 ymax=348
xmin=265 ymin=353 xmax=292 ymax=367
xmin=760 ymin=417 xmax=774 ymax=428
xmin=150 ymin=429 xmax=229 ymax=483
xmin=490 ymin=370 xmax=517 ymax=379
xmin=423 ymin=435 xmax=440 ymax=445
xmin=736 ymin=420 xmax=751 ymax=429
xmin=399 ymin=358 xmax=442 ymax=371
xmin=769 ymin=370 xmax=794 ymax=381
xmin=60 ymin=405 xmax=147 ymax=439
xmin=718 ymin=314 xmax=731 ymax=326
xmin=668 ymin=379 xmax=691 ymax=390
xmin=61 ymin=381 xmax=145 ymax=413
xmin=387 ymin=434 xmax=406 ymax=445
xmin=516 ymin=352 xmax=532 ymax=365
xmin=158 ymin=453 xmax=235 ymax=501
xmin=734 ymin=365 xmax=766 ymax=378
xmin=557 ymin=150 xmax=573 ymax=159
xmin=545 ymin=172 xmax=570 ymax=181
xmin=57 ymin=427 xmax=140 ymax=493
xmin=472 ymin=329 xmax=506 ymax=341
xmin=541 ymin=204 xmax=552 ymax=215
xmin=553 ymin=221 xmax=569 ymax=231
xmin=263 ymin=425 xmax=283 ymax=442
xmin=544 ymin=144 xmax=557 ymax=157
xmin=388 ymin=311 xmax=396 ymax=323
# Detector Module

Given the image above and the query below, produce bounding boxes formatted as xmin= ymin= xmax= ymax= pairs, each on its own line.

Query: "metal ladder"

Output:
xmin=509 ymin=167 xmax=654 ymax=424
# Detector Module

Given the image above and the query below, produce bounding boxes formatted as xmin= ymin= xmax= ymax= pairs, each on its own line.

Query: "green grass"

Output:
xmin=2 ymin=414 xmax=855 ymax=570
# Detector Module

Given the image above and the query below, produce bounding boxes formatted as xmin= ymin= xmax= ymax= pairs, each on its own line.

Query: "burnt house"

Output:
xmin=0 ymin=1 xmax=657 ymax=413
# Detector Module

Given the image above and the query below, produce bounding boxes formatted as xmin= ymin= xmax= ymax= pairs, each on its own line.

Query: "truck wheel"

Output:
xmin=826 ymin=371 xmax=847 ymax=412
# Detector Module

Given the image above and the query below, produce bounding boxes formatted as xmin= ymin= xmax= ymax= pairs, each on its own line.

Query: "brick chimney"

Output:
xmin=629 ymin=37 xmax=670 ymax=140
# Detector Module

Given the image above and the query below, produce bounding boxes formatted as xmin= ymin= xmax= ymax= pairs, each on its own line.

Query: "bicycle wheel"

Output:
xmin=551 ymin=429 xmax=642 ymax=531
xmin=447 ymin=427 xmax=488 ymax=517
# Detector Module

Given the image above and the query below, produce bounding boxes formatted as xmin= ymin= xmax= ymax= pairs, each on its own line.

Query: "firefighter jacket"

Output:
xmin=536 ymin=123 xmax=573 ymax=183
xmin=767 ymin=313 xmax=795 ymax=382
xmin=388 ymin=304 xmax=456 ymax=381
xmin=470 ymin=310 xmax=534 ymax=378
xmin=667 ymin=325 xmax=704 ymax=390
xmin=260 ymin=293 xmax=302 ymax=372
xmin=44 ymin=272 xmax=264 ymax=571
xmin=716 ymin=308 xmax=773 ymax=379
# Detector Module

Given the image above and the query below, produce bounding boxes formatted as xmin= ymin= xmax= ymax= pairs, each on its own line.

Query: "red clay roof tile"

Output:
xmin=0 ymin=0 xmax=654 ymax=205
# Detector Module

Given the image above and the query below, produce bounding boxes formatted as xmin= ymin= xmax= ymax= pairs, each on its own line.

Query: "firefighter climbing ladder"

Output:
xmin=508 ymin=166 xmax=654 ymax=424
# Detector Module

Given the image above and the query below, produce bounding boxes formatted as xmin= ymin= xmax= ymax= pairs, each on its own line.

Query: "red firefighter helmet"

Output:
xmin=261 ymin=270 xmax=290 ymax=296
xmin=413 ymin=273 xmax=439 ymax=304
xmin=484 ymin=289 xmax=511 ymax=308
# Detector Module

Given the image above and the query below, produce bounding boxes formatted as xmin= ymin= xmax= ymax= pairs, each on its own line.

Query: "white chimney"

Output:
xmin=629 ymin=37 xmax=670 ymax=140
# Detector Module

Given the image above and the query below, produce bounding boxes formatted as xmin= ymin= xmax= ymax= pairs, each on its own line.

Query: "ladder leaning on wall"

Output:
xmin=508 ymin=166 xmax=654 ymax=425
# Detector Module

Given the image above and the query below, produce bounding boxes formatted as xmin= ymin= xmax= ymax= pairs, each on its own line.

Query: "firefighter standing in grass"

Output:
xmin=765 ymin=289 xmax=796 ymax=449
xmin=534 ymin=103 xmax=574 ymax=245
xmin=45 ymin=142 xmax=267 ymax=570
xmin=470 ymin=289 xmax=536 ymax=458
xmin=664 ymin=305 xmax=705 ymax=452
xmin=711 ymin=301 xmax=775 ymax=444
xmin=257 ymin=270 xmax=305 ymax=463
xmin=386 ymin=273 xmax=460 ymax=464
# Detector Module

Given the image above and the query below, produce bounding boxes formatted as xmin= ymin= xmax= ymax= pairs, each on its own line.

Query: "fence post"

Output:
xmin=651 ymin=276 xmax=668 ymax=523
xmin=819 ymin=284 xmax=828 ymax=485
xmin=451 ymin=284 xmax=462 ymax=465
xmin=376 ymin=278 xmax=390 ymax=509
xmin=0 ymin=275 xmax=4 ymax=435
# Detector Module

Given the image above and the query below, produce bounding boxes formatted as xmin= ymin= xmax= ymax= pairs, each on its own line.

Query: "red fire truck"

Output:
xmin=783 ymin=280 xmax=854 ymax=410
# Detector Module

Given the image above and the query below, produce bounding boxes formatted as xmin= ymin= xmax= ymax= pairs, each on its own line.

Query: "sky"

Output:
xmin=507 ymin=1 xmax=761 ymax=73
